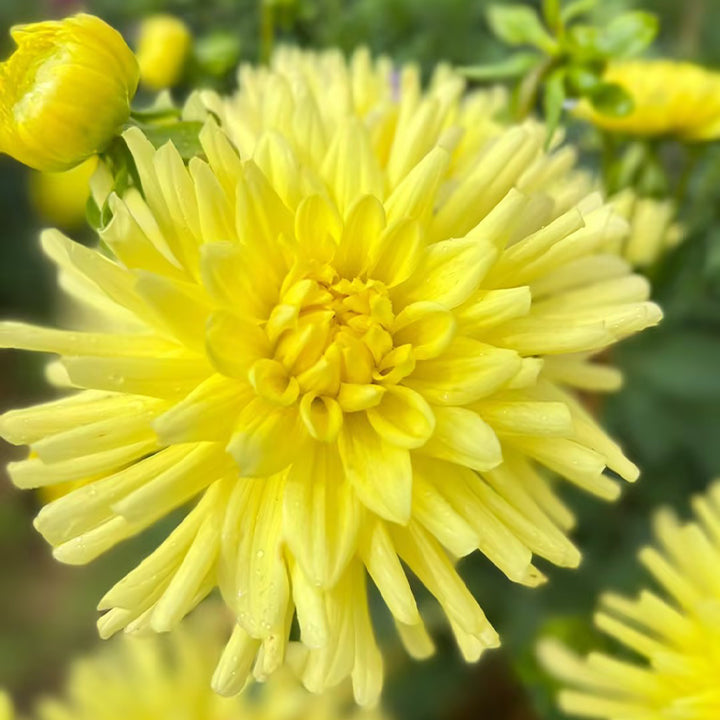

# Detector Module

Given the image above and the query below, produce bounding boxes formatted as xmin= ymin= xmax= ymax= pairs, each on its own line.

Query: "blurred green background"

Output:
xmin=2 ymin=1 xmax=720 ymax=718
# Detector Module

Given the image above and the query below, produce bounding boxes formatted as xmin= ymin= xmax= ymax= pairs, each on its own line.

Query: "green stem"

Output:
xmin=675 ymin=146 xmax=701 ymax=208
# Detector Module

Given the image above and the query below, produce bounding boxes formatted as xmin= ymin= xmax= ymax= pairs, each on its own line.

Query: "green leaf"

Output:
xmin=589 ymin=82 xmax=634 ymax=117
xmin=560 ymin=0 xmax=598 ymax=24
xmin=487 ymin=4 xmax=557 ymax=53
xmin=542 ymin=0 xmax=562 ymax=30
xmin=543 ymin=70 xmax=566 ymax=147
xmin=140 ymin=122 xmax=205 ymax=161
xmin=566 ymin=63 xmax=602 ymax=95
xmin=459 ymin=52 xmax=540 ymax=81
xmin=599 ymin=11 xmax=658 ymax=58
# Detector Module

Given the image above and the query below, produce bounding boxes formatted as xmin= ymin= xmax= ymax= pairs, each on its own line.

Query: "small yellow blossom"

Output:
xmin=29 ymin=156 xmax=98 ymax=229
xmin=609 ymin=189 xmax=683 ymax=268
xmin=0 ymin=48 xmax=660 ymax=703
xmin=136 ymin=14 xmax=192 ymax=91
xmin=576 ymin=60 xmax=720 ymax=140
xmin=0 ymin=14 xmax=139 ymax=171
xmin=539 ymin=481 xmax=720 ymax=719
xmin=1 ymin=609 xmax=387 ymax=720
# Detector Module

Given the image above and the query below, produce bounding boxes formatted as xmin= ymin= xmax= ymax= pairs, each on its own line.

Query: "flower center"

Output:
xmin=248 ymin=263 xmax=417 ymax=441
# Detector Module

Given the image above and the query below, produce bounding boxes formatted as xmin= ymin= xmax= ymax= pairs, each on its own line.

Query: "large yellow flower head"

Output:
xmin=538 ymin=481 xmax=720 ymax=719
xmin=1 ymin=610 xmax=385 ymax=720
xmin=0 ymin=47 xmax=661 ymax=704
xmin=0 ymin=14 xmax=139 ymax=172
xmin=575 ymin=60 xmax=720 ymax=140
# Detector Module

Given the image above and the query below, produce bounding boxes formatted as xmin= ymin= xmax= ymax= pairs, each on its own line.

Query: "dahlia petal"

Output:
xmin=321 ymin=118 xmax=383 ymax=215
xmin=350 ymin=569 xmax=384 ymax=707
xmin=284 ymin=445 xmax=360 ymax=587
xmin=430 ymin=126 xmax=540 ymax=241
xmin=294 ymin=193 xmax=342 ymax=261
xmin=153 ymin=141 xmax=202 ymax=270
xmin=289 ymin=556 xmax=329 ymax=648
xmin=134 ymin=271 xmax=210 ymax=350
xmin=366 ymin=385 xmax=435 ymax=449
xmin=391 ymin=521 xmax=497 ymax=643
xmin=530 ymin=253 xmax=631 ymax=298
xmin=456 ymin=287 xmax=532 ymax=335
xmin=111 ymin=444 xmax=233 ymax=523
xmin=394 ymin=618 xmax=435 ymax=660
xmin=151 ymin=484 xmax=227 ymax=631
xmin=396 ymin=235 xmax=498 ymax=310
xmin=53 ymin=515 xmax=140 ymax=564
xmin=299 ymin=393 xmax=343 ymax=442
xmin=510 ymin=436 xmax=620 ymax=500
xmin=62 ymin=355 xmax=212 ymax=398
xmin=359 ymin=520 xmax=419 ymax=626
xmin=198 ymin=119 xmax=244 ymax=199
xmin=392 ymin=302 xmax=456 ymax=361
xmin=101 ymin=193 xmax=185 ymax=278
xmin=334 ymin=194 xmax=386 ymax=278
xmin=542 ymin=355 xmax=623 ymax=392
xmin=212 ymin=624 xmax=260 ymax=696
xmin=418 ymin=405 xmax=501 ymax=472
xmin=227 ymin=400 xmax=306 ymax=477
xmin=222 ymin=475 xmax=290 ymax=638
xmin=0 ymin=391 xmax=151 ymax=445
xmin=384 ymin=146 xmax=449 ymax=223
xmin=200 ymin=242 xmax=272 ymax=319
xmin=370 ymin=218 xmax=423 ymax=288
xmin=411 ymin=471 xmax=479 ymax=557
xmin=407 ymin=337 xmax=522 ymax=405
xmin=338 ymin=414 xmax=412 ymax=523
xmin=336 ymin=383 xmax=386 ymax=412
xmin=475 ymin=398 xmax=574 ymax=437
xmin=206 ymin=311 xmax=271 ymax=378
xmin=189 ymin=156 xmax=235 ymax=243
xmin=154 ymin=375 xmax=250 ymax=444
xmin=253 ymin=130 xmax=302 ymax=209
xmin=8 ymin=440 xmax=156 ymax=489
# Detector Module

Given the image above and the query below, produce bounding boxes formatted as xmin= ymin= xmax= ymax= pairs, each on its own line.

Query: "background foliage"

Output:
xmin=1 ymin=1 xmax=719 ymax=718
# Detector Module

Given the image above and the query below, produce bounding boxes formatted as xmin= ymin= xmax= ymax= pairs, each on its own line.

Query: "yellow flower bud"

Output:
xmin=0 ymin=14 xmax=139 ymax=172
xmin=29 ymin=155 xmax=98 ymax=229
xmin=136 ymin=14 xmax=192 ymax=91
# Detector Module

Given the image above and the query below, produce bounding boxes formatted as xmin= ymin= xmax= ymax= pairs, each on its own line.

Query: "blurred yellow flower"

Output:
xmin=609 ymin=189 xmax=683 ymax=268
xmin=0 ymin=14 xmax=139 ymax=172
xmin=1 ymin=609 xmax=388 ymax=720
xmin=0 ymin=48 xmax=660 ymax=703
xmin=576 ymin=60 xmax=720 ymax=140
xmin=136 ymin=14 xmax=192 ymax=91
xmin=539 ymin=481 xmax=720 ymax=719
xmin=28 ymin=156 xmax=98 ymax=229
xmin=0 ymin=692 xmax=13 ymax=720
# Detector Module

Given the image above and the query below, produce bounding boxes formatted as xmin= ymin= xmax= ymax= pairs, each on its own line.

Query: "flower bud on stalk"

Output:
xmin=136 ymin=14 xmax=192 ymax=90
xmin=0 ymin=14 xmax=139 ymax=171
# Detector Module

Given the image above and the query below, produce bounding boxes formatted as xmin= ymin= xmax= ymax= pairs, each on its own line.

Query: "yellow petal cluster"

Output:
xmin=0 ymin=14 xmax=139 ymax=172
xmin=575 ymin=60 xmax=720 ymax=140
xmin=0 ymin=47 xmax=661 ymax=704
xmin=538 ymin=481 xmax=720 ymax=719
xmin=1 ymin=609 xmax=386 ymax=720
xmin=136 ymin=14 xmax=192 ymax=91
xmin=609 ymin=189 xmax=683 ymax=268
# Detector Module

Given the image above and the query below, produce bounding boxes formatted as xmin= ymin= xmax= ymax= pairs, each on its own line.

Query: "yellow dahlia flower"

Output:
xmin=575 ymin=60 xmax=720 ymax=141
xmin=609 ymin=189 xmax=683 ymax=268
xmin=136 ymin=14 xmax=192 ymax=91
xmin=29 ymin=156 xmax=98 ymax=229
xmin=0 ymin=48 xmax=660 ymax=704
xmin=0 ymin=14 xmax=139 ymax=172
xmin=1 ymin=610 xmax=386 ymax=720
xmin=538 ymin=481 xmax=720 ymax=719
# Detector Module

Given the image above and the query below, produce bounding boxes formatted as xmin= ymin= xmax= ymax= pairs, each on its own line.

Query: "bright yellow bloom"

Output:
xmin=538 ymin=481 xmax=720 ymax=719
xmin=136 ymin=15 xmax=192 ymax=91
xmin=1 ymin=609 xmax=387 ymax=720
xmin=609 ymin=189 xmax=683 ymax=268
xmin=0 ymin=48 xmax=660 ymax=703
xmin=0 ymin=14 xmax=139 ymax=172
xmin=28 ymin=156 xmax=98 ymax=229
xmin=575 ymin=60 xmax=720 ymax=140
